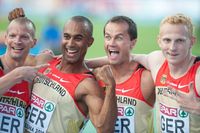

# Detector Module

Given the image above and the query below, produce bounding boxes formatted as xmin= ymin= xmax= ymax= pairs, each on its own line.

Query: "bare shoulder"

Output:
xmin=141 ymin=69 xmax=154 ymax=86
xmin=35 ymin=53 xmax=54 ymax=65
xmin=195 ymin=66 xmax=200 ymax=95
xmin=148 ymin=50 xmax=165 ymax=64
xmin=75 ymin=77 xmax=103 ymax=100
xmin=148 ymin=50 xmax=165 ymax=80
xmin=25 ymin=53 xmax=54 ymax=66
xmin=25 ymin=55 xmax=37 ymax=66
xmin=141 ymin=69 xmax=155 ymax=106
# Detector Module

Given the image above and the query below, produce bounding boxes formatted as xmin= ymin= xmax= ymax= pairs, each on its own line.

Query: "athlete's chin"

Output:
xmin=109 ymin=61 xmax=120 ymax=66
xmin=64 ymin=57 xmax=79 ymax=64
xmin=167 ymin=58 xmax=181 ymax=65
xmin=11 ymin=54 xmax=24 ymax=60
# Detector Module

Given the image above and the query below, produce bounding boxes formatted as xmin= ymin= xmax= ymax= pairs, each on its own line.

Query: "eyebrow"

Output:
xmin=63 ymin=33 xmax=84 ymax=37
xmin=105 ymin=32 xmax=124 ymax=36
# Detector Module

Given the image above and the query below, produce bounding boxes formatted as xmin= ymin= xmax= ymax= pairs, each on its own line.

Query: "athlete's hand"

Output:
xmin=13 ymin=64 xmax=49 ymax=83
xmin=163 ymin=83 xmax=200 ymax=115
xmin=8 ymin=8 xmax=25 ymax=22
xmin=93 ymin=65 xmax=115 ymax=89
xmin=41 ymin=49 xmax=55 ymax=56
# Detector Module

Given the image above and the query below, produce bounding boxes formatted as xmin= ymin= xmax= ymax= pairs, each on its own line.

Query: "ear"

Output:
xmin=130 ymin=39 xmax=137 ymax=50
xmin=4 ymin=33 xmax=8 ymax=46
xmin=88 ymin=37 xmax=94 ymax=47
xmin=190 ymin=36 xmax=196 ymax=48
xmin=31 ymin=38 xmax=37 ymax=48
xmin=157 ymin=35 xmax=162 ymax=48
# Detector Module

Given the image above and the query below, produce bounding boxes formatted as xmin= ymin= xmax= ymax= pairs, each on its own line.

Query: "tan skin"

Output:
xmin=55 ymin=20 xmax=117 ymax=132
xmin=104 ymin=21 xmax=155 ymax=106
xmin=1 ymin=8 xmax=117 ymax=132
xmin=0 ymin=19 xmax=48 ymax=95
xmin=133 ymin=20 xmax=200 ymax=116
xmin=0 ymin=9 xmax=53 ymax=94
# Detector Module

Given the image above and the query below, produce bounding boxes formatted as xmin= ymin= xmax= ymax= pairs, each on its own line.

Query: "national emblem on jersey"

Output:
xmin=43 ymin=68 xmax=51 ymax=75
xmin=160 ymin=74 xmax=167 ymax=84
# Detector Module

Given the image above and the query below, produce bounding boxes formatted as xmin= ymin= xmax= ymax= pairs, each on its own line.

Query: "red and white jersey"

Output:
xmin=155 ymin=58 xmax=200 ymax=133
xmin=25 ymin=58 xmax=94 ymax=133
xmin=115 ymin=68 xmax=153 ymax=133
xmin=0 ymin=59 xmax=30 ymax=133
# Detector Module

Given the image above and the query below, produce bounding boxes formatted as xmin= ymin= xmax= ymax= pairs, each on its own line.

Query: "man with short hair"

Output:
xmin=25 ymin=16 xmax=117 ymax=133
xmin=0 ymin=17 xmax=48 ymax=132
xmin=84 ymin=16 xmax=155 ymax=133
xmin=133 ymin=13 xmax=200 ymax=132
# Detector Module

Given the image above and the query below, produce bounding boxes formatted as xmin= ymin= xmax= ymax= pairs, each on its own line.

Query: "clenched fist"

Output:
xmin=93 ymin=65 xmax=115 ymax=88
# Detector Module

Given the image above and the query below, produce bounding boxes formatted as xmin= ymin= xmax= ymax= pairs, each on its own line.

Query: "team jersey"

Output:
xmin=155 ymin=57 xmax=200 ymax=133
xmin=0 ymin=59 xmax=30 ymax=133
xmin=25 ymin=58 xmax=94 ymax=133
xmin=115 ymin=67 xmax=154 ymax=133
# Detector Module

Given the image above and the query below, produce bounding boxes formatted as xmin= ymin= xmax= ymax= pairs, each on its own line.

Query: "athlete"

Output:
xmin=133 ymin=13 xmax=200 ymax=132
xmin=0 ymin=17 xmax=48 ymax=132
xmin=85 ymin=16 xmax=155 ymax=133
xmin=0 ymin=7 xmax=54 ymax=66
xmin=24 ymin=16 xmax=117 ymax=133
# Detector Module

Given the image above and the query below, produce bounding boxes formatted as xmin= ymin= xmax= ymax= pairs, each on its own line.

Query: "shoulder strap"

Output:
xmin=194 ymin=56 xmax=200 ymax=64
xmin=0 ymin=58 xmax=4 ymax=70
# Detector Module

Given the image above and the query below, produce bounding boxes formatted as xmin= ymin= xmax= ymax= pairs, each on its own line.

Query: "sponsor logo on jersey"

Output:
xmin=116 ymin=88 xmax=134 ymax=94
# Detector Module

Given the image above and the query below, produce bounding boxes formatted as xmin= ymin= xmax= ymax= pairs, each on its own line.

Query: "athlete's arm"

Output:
xmin=141 ymin=70 xmax=155 ymax=106
xmin=77 ymin=65 xmax=117 ymax=133
xmin=85 ymin=56 xmax=109 ymax=68
xmin=132 ymin=50 xmax=165 ymax=81
xmin=25 ymin=51 xmax=55 ymax=66
xmin=0 ymin=64 xmax=48 ymax=94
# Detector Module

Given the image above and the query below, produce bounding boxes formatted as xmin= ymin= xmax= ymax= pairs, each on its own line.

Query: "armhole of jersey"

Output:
xmin=84 ymin=71 xmax=95 ymax=80
xmin=194 ymin=56 xmax=200 ymax=64
xmin=194 ymin=56 xmax=200 ymax=97
xmin=137 ymin=64 xmax=145 ymax=70
xmin=0 ymin=58 xmax=4 ymax=70
xmin=85 ymin=71 xmax=94 ymax=76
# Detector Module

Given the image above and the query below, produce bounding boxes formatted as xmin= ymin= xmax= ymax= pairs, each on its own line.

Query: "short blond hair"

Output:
xmin=160 ymin=13 xmax=194 ymax=37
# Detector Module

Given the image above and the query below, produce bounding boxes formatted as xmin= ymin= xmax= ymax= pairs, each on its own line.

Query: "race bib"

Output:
xmin=25 ymin=93 xmax=56 ymax=133
xmin=159 ymin=103 xmax=189 ymax=133
xmin=0 ymin=102 xmax=25 ymax=133
xmin=115 ymin=105 xmax=135 ymax=133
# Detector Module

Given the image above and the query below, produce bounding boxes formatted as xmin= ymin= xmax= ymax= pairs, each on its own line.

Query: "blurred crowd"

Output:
xmin=0 ymin=0 xmax=199 ymax=55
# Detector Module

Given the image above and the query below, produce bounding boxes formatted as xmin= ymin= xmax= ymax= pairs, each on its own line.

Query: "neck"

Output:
xmin=111 ymin=61 xmax=138 ymax=84
xmin=2 ymin=54 xmax=25 ymax=72
xmin=58 ymin=59 xmax=87 ymax=73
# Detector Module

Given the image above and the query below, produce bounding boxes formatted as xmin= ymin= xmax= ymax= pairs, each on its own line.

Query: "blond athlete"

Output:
xmin=133 ymin=13 xmax=200 ymax=132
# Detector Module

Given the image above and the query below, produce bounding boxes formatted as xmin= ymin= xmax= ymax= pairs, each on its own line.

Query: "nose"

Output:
xmin=13 ymin=36 xmax=22 ymax=44
xmin=108 ymin=38 xmax=116 ymax=47
xmin=169 ymin=41 xmax=176 ymax=51
xmin=67 ymin=38 xmax=74 ymax=47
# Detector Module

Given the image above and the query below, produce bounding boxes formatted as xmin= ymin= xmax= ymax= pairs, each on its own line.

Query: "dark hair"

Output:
xmin=70 ymin=16 xmax=93 ymax=36
xmin=9 ymin=17 xmax=36 ymax=38
xmin=104 ymin=16 xmax=137 ymax=40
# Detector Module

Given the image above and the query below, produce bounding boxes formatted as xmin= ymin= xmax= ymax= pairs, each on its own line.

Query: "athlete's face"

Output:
xmin=104 ymin=22 xmax=135 ymax=65
xmin=158 ymin=23 xmax=195 ymax=65
xmin=61 ymin=20 xmax=93 ymax=64
xmin=5 ymin=21 xmax=36 ymax=61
